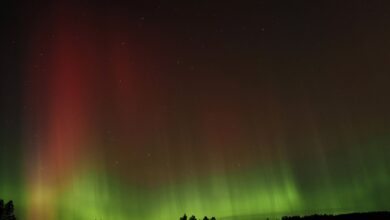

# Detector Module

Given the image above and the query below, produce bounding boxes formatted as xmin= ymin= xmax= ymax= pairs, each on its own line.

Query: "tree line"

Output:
xmin=0 ymin=200 xmax=16 ymax=220
xmin=180 ymin=214 xmax=216 ymax=220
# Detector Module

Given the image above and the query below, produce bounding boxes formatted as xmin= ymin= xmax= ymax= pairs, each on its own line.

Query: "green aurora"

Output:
xmin=1 ymin=1 xmax=390 ymax=219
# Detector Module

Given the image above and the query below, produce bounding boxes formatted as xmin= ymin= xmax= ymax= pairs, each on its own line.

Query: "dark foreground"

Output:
xmin=281 ymin=211 xmax=390 ymax=220
xmin=1 ymin=199 xmax=389 ymax=220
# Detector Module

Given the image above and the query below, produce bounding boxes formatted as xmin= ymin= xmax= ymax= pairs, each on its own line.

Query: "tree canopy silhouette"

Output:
xmin=180 ymin=214 xmax=215 ymax=220
xmin=0 ymin=200 xmax=16 ymax=220
xmin=180 ymin=214 xmax=187 ymax=220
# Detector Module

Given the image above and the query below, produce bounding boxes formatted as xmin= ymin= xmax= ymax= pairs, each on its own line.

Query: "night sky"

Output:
xmin=1 ymin=1 xmax=390 ymax=219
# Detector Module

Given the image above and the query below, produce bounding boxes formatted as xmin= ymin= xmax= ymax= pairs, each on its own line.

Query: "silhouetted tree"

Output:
xmin=0 ymin=200 xmax=4 ymax=219
xmin=0 ymin=200 xmax=16 ymax=220
xmin=203 ymin=216 xmax=209 ymax=220
xmin=189 ymin=215 xmax=197 ymax=220
xmin=5 ymin=201 xmax=14 ymax=216
xmin=0 ymin=200 xmax=4 ymax=217
xmin=210 ymin=217 xmax=216 ymax=220
xmin=180 ymin=214 xmax=187 ymax=220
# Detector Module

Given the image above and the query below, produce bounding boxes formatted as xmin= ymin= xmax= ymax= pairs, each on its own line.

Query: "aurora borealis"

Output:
xmin=1 ymin=1 xmax=390 ymax=219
